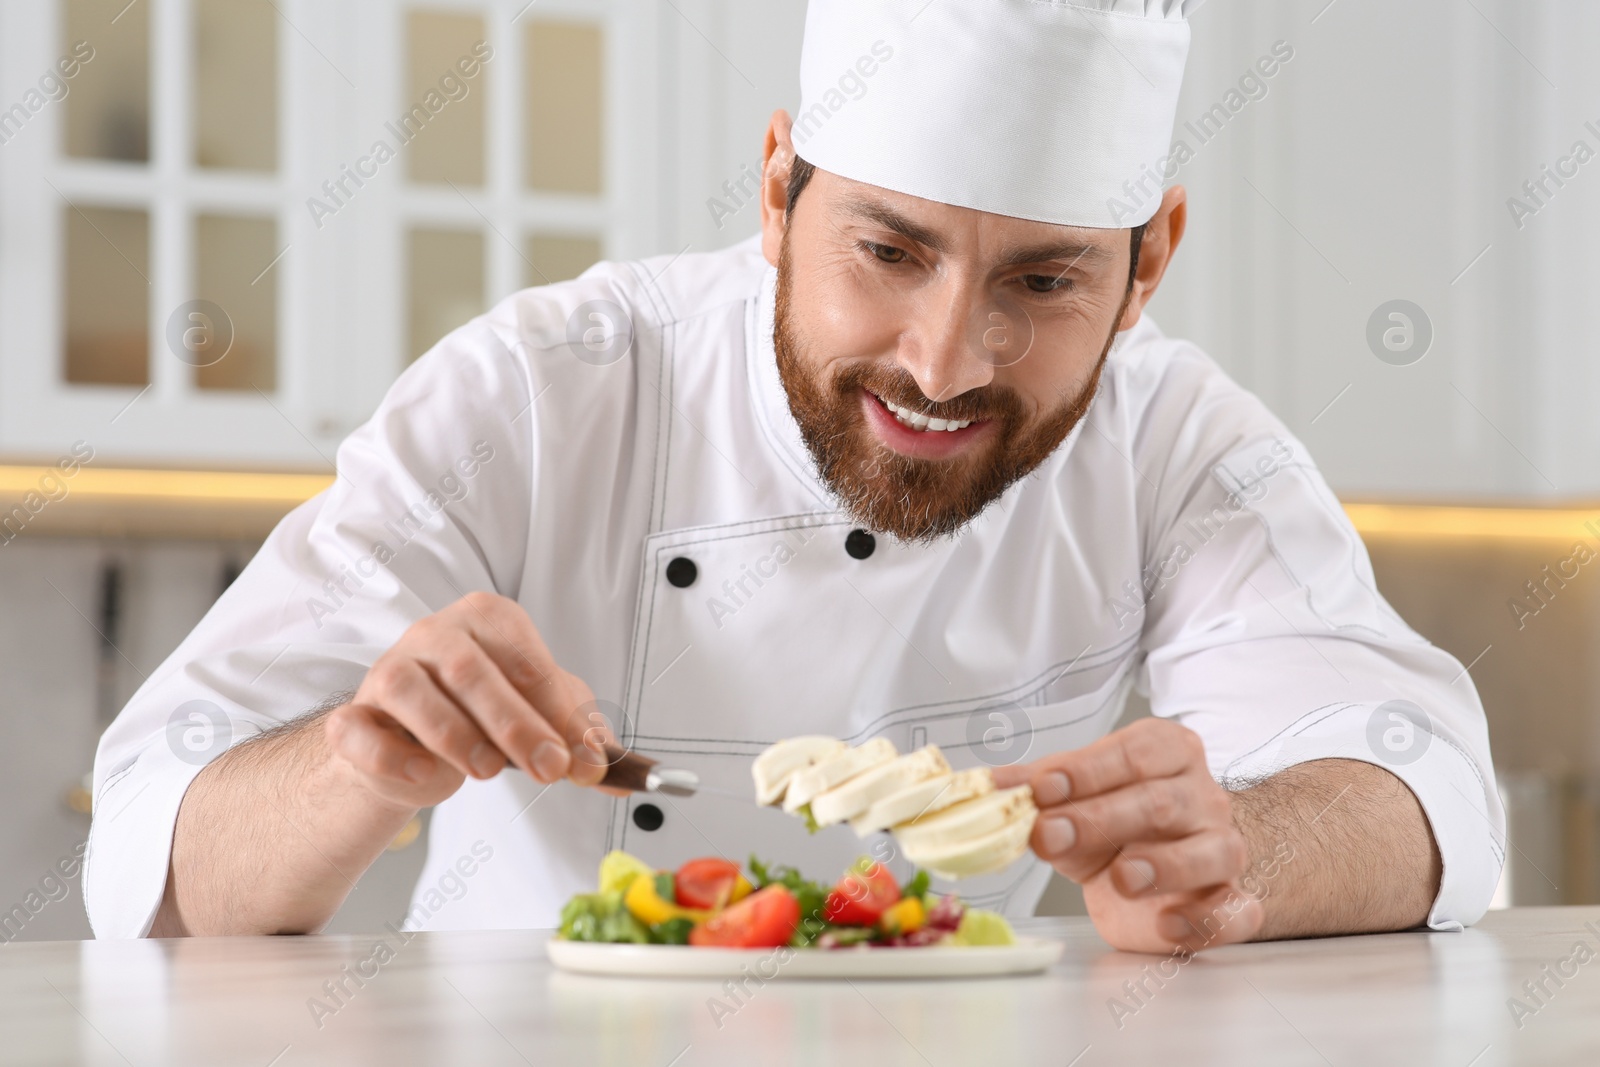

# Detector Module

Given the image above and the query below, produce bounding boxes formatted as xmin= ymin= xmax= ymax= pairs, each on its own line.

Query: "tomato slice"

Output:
xmin=823 ymin=862 xmax=901 ymax=927
xmin=674 ymin=858 xmax=745 ymax=910
xmin=689 ymin=885 xmax=800 ymax=948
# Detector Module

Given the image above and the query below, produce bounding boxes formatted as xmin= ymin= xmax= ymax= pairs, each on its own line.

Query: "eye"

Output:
xmin=1022 ymin=274 xmax=1074 ymax=294
xmin=865 ymin=242 xmax=909 ymax=265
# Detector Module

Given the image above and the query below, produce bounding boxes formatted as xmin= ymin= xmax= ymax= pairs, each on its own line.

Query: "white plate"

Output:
xmin=546 ymin=937 xmax=1063 ymax=979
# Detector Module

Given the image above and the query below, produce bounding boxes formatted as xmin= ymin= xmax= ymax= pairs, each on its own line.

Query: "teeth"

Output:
xmin=874 ymin=393 xmax=973 ymax=433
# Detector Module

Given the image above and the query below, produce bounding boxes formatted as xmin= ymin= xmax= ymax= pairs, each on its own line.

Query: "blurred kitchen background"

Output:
xmin=2 ymin=0 xmax=1598 ymax=940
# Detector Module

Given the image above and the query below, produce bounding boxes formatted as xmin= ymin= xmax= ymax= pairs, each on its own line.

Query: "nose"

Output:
xmin=895 ymin=278 xmax=996 ymax=405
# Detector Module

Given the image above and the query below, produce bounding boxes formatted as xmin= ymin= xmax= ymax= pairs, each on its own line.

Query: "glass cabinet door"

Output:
xmin=0 ymin=0 xmax=655 ymax=469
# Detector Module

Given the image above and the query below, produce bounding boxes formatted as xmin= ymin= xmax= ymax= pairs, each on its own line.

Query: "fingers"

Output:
xmin=1156 ymin=884 xmax=1264 ymax=952
xmin=358 ymin=657 xmax=502 ymax=781
xmin=447 ymin=591 xmax=561 ymax=698
xmin=354 ymin=591 xmax=620 ymax=791
xmin=989 ymin=763 xmax=1031 ymax=791
xmin=1110 ymin=828 xmax=1250 ymax=899
xmin=553 ymin=672 xmax=616 ymax=787
xmin=1012 ymin=724 xmax=1259 ymax=957
xmin=412 ymin=630 xmax=567 ymax=783
xmin=325 ymin=702 xmax=466 ymax=807
xmin=1000 ymin=718 xmax=1206 ymax=805
xmin=445 ymin=592 xmax=613 ymax=785
xmin=1031 ymin=769 xmax=1229 ymax=881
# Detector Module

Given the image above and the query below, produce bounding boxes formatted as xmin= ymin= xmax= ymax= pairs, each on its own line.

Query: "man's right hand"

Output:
xmin=324 ymin=591 xmax=615 ymax=810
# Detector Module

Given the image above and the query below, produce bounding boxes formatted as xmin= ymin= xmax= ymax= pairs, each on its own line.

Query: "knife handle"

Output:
xmin=599 ymin=745 xmax=657 ymax=792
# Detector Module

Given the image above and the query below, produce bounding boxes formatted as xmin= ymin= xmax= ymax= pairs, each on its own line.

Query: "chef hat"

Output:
xmin=794 ymin=0 xmax=1203 ymax=229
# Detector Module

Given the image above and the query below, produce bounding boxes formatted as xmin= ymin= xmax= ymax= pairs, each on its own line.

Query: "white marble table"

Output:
xmin=2 ymin=909 xmax=1598 ymax=1066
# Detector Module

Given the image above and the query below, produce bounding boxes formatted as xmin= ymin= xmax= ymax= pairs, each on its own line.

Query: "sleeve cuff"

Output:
xmin=85 ymin=744 xmax=210 ymax=938
xmin=1215 ymin=700 xmax=1506 ymax=931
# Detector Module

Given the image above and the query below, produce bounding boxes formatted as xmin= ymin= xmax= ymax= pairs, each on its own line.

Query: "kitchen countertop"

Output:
xmin=2 ymin=909 xmax=1596 ymax=1066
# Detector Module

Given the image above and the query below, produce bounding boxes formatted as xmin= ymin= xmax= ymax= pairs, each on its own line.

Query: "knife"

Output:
xmin=598 ymin=745 xmax=747 ymax=800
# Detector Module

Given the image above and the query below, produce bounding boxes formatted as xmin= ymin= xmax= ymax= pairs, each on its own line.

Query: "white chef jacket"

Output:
xmin=86 ymin=236 xmax=1504 ymax=938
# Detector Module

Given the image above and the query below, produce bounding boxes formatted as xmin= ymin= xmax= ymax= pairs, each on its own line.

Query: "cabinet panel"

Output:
xmin=194 ymin=214 xmax=279 ymax=392
xmin=194 ymin=0 xmax=278 ymax=172
xmin=63 ymin=0 xmax=150 ymax=163
xmin=63 ymin=205 xmax=151 ymax=387
xmin=405 ymin=9 xmax=488 ymax=187
xmin=1153 ymin=0 xmax=1600 ymax=499
xmin=1 ymin=0 xmax=654 ymax=467
xmin=524 ymin=19 xmax=603 ymax=195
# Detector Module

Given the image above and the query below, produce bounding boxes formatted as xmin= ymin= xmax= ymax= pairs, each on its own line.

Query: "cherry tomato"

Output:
xmin=824 ymin=862 xmax=901 ymax=926
xmin=689 ymin=885 xmax=801 ymax=948
xmin=674 ymin=858 xmax=750 ymax=910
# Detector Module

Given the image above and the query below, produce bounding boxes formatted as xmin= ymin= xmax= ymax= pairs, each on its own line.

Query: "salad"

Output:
xmin=557 ymin=850 xmax=1017 ymax=950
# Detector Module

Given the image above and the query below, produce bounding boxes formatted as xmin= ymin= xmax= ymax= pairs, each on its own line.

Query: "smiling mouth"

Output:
xmin=867 ymin=389 xmax=979 ymax=433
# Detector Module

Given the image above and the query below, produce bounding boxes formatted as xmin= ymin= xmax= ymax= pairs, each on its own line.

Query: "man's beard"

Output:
xmin=773 ymin=242 xmax=1127 ymax=543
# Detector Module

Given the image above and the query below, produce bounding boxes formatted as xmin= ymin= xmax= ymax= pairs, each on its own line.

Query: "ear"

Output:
xmin=760 ymin=110 xmax=798 ymax=268
xmin=1118 ymin=185 xmax=1188 ymax=332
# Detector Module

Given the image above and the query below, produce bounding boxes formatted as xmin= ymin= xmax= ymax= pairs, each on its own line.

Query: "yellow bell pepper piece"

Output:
xmin=727 ymin=875 xmax=754 ymax=906
xmin=880 ymin=896 xmax=926 ymax=936
xmin=624 ymin=872 xmax=711 ymax=927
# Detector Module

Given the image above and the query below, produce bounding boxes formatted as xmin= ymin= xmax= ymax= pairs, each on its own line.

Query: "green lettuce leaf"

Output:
xmin=651 ymin=917 xmax=695 ymax=945
xmin=558 ymin=890 xmax=649 ymax=944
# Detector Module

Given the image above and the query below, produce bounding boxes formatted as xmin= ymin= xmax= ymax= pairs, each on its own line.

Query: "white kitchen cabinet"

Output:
xmin=1138 ymin=1 xmax=1600 ymax=501
xmin=0 ymin=0 xmax=668 ymax=470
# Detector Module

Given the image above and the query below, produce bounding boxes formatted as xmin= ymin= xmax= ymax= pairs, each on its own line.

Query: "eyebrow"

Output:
xmin=996 ymin=241 xmax=1115 ymax=271
xmin=836 ymin=196 xmax=1116 ymax=271
xmin=838 ymin=197 xmax=952 ymax=254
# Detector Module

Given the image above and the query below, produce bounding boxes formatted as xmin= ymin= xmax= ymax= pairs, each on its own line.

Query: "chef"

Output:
xmin=89 ymin=0 xmax=1502 ymax=955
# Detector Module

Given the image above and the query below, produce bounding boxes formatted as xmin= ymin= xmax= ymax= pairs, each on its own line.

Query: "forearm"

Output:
xmin=150 ymin=712 xmax=416 ymax=937
xmin=1230 ymin=758 xmax=1442 ymax=940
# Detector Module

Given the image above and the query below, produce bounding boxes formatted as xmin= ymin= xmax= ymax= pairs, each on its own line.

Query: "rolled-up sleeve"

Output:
xmin=1137 ymin=428 xmax=1504 ymax=931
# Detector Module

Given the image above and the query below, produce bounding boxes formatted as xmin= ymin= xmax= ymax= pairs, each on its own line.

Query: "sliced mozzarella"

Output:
xmin=782 ymin=737 xmax=897 ymax=813
xmin=809 ymin=746 xmax=951 ymax=828
xmin=898 ymin=789 xmax=1039 ymax=878
xmin=903 ymin=808 xmax=1037 ymax=880
xmin=764 ymin=732 xmax=1037 ymax=880
xmin=851 ymin=767 xmax=994 ymax=835
xmin=893 ymin=786 xmax=1037 ymax=853
xmin=752 ymin=736 xmax=848 ymax=806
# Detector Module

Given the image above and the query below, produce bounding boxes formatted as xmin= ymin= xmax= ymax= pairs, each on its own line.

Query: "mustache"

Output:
xmin=839 ymin=365 xmax=1023 ymax=425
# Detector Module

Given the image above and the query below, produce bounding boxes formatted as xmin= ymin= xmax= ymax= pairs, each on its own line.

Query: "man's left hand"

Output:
xmin=993 ymin=717 xmax=1264 ymax=954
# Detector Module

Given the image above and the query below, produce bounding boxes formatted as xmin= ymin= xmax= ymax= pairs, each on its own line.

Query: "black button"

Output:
xmin=632 ymin=802 xmax=665 ymax=832
xmin=845 ymin=529 xmax=876 ymax=560
xmin=665 ymin=557 xmax=697 ymax=588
